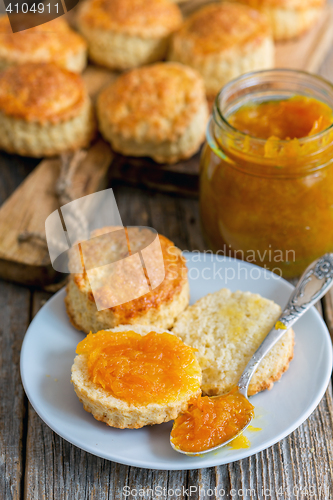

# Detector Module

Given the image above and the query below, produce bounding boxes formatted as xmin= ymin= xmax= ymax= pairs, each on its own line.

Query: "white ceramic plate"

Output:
xmin=20 ymin=254 xmax=333 ymax=470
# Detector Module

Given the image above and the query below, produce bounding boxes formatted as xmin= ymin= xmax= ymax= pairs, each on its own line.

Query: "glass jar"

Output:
xmin=200 ymin=70 xmax=333 ymax=278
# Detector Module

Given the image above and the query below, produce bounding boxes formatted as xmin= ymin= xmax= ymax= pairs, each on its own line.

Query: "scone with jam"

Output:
xmin=71 ymin=325 xmax=202 ymax=428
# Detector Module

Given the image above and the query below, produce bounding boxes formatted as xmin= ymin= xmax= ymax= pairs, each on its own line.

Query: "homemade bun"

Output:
xmin=0 ymin=63 xmax=95 ymax=157
xmin=172 ymin=288 xmax=294 ymax=396
xmin=65 ymin=228 xmax=189 ymax=333
xmin=71 ymin=325 xmax=202 ymax=428
xmin=228 ymin=0 xmax=325 ymax=40
xmin=0 ymin=16 xmax=87 ymax=72
xmin=168 ymin=2 xmax=274 ymax=97
xmin=97 ymin=62 xmax=208 ymax=164
xmin=77 ymin=0 xmax=182 ymax=70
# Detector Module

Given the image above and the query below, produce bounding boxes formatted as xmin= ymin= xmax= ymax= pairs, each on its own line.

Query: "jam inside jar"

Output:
xmin=200 ymin=70 xmax=333 ymax=278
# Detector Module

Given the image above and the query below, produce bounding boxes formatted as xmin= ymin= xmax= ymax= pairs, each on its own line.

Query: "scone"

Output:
xmin=168 ymin=2 xmax=274 ymax=98
xmin=172 ymin=288 xmax=294 ymax=396
xmin=97 ymin=62 xmax=209 ymax=164
xmin=76 ymin=0 xmax=182 ymax=70
xmin=71 ymin=325 xmax=202 ymax=428
xmin=0 ymin=63 xmax=95 ymax=157
xmin=228 ymin=0 xmax=325 ymax=41
xmin=0 ymin=16 xmax=87 ymax=72
xmin=65 ymin=227 xmax=190 ymax=333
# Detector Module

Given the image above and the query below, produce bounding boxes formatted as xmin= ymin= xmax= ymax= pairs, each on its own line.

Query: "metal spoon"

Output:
xmin=171 ymin=253 xmax=333 ymax=455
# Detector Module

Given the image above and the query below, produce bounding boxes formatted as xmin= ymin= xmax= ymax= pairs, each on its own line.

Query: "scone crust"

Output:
xmin=77 ymin=0 xmax=182 ymax=70
xmin=228 ymin=0 xmax=325 ymax=40
xmin=97 ymin=62 xmax=208 ymax=163
xmin=168 ymin=2 xmax=274 ymax=96
xmin=172 ymin=288 xmax=295 ymax=397
xmin=234 ymin=0 xmax=324 ymax=8
xmin=77 ymin=0 xmax=182 ymax=38
xmin=0 ymin=16 xmax=87 ymax=73
xmin=0 ymin=99 xmax=95 ymax=157
xmin=0 ymin=62 xmax=95 ymax=156
xmin=0 ymin=63 xmax=86 ymax=124
xmin=169 ymin=2 xmax=271 ymax=56
xmin=65 ymin=231 xmax=190 ymax=333
xmin=71 ymin=325 xmax=202 ymax=429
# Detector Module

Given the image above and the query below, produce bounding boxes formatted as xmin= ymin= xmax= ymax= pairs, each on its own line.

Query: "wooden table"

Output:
xmin=2 ymin=57 xmax=333 ymax=500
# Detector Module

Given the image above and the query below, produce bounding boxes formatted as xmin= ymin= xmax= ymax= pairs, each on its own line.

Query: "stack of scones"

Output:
xmin=0 ymin=0 xmax=323 ymax=159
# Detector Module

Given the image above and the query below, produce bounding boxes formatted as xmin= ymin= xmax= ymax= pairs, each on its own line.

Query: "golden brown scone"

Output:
xmin=0 ymin=63 xmax=95 ymax=157
xmin=97 ymin=62 xmax=208 ymax=164
xmin=172 ymin=288 xmax=295 ymax=397
xmin=168 ymin=2 xmax=274 ymax=98
xmin=228 ymin=0 xmax=325 ymax=40
xmin=77 ymin=0 xmax=182 ymax=70
xmin=65 ymin=228 xmax=190 ymax=333
xmin=0 ymin=16 xmax=87 ymax=72
xmin=71 ymin=325 xmax=202 ymax=429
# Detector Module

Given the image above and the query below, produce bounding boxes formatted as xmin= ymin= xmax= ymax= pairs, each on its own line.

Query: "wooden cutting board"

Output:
xmin=0 ymin=140 xmax=113 ymax=287
xmin=1 ymin=1 xmax=333 ymax=287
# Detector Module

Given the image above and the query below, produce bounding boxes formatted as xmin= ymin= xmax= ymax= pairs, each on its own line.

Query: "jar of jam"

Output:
xmin=200 ymin=70 xmax=333 ymax=278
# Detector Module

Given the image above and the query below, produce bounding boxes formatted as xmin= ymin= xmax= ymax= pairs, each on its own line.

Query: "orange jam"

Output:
xmin=228 ymin=433 xmax=251 ymax=450
xmin=200 ymin=72 xmax=333 ymax=278
xmin=170 ymin=388 xmax=254 ymax=453
xmin=228 ymin=97 xmax=333 ymax=141
xmin=76 ymin=330 xmax=200 ymax=406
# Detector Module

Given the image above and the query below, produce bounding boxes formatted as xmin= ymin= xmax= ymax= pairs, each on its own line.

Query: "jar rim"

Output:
xmin=214 ymin=69 xmax=333 ymax=146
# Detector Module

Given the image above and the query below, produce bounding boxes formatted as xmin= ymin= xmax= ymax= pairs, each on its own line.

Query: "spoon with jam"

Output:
xmin=171 ymin=253 xmax=333 ymax=455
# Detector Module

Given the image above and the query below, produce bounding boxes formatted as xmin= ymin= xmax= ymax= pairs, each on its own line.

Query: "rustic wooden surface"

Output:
xmin=2 ymin=17 xmax=333 ymax=500
xmin=1 ymin=174 xmax=333 ymax=499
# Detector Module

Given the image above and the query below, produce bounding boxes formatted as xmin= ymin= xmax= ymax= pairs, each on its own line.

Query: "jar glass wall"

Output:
xmin=199 ymin=70 xmax=333 ymax=278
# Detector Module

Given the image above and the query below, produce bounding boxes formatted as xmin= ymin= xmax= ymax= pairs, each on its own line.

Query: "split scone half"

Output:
xmin=168 ymin=2 xmax=274 ymax=99
xmin=76 ymin=0 xmax=182 ymax=70
xmin=0 ymin=63 xmax=95 ymax=157
xmin=0 ymin=16 xmax=87 ymax=73
xmin=71 ymin=325 xmax=202 ymax=428
xmin=172 ymin=288 xmax=295 ymax=397
xmin=65 ymin=227 xmax=190 ymax=333
xmin=228 ymin=0 xmax=325 ymax=41
xmin=97 ymin=62 xmax=209 ymax=164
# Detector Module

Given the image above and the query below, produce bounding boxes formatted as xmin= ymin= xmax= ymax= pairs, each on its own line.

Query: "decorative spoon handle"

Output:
xmin=237 ymin=254 xmax=333 ymax=397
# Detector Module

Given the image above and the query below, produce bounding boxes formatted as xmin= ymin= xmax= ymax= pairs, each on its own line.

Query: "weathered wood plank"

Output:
xmin=0 ymin=154 xmax=38 ymax=205
xmin=0 ymin=281 xmax=30 ymax=500
xmin=184 ymin=390 xmax=333 ymax=500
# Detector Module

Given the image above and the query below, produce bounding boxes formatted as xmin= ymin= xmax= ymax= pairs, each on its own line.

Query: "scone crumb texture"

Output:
xmin=172 ymin=288 xmax=295 ymax=396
